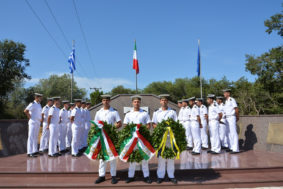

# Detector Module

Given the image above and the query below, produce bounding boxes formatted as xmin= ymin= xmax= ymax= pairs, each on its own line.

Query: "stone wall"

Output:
xmin=0 ymin=115 xmax=282 ymax=157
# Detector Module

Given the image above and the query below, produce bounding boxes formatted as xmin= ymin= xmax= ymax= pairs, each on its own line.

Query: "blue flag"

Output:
xmin=68 ymin=48 xmax=76 ymax=73
xmin=197 ymin=43 xmax=200 ymax=77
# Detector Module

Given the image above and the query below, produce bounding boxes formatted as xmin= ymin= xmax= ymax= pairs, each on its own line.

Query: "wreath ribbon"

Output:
xmin=157 ymin=124 xmax=181 ymax=159
xmin=84 ymin=120 xmax=118 ymax=161
xmin=119 ymin=124 xmax=155 ymax=162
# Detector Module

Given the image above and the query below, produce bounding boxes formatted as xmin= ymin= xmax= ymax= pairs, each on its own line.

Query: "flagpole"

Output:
xmin=71 ymin=40 xmax=74 ymax=102
xmin=136 ymin=72 xmax=138 ymax=93
xmin=199 ymin=39 xmax=203 ymax=99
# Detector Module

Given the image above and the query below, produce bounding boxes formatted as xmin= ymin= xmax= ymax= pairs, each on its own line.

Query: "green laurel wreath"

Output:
xmin=87 ymin=121 xmax=118 ymax=160
xmin=152 ymin=118 xmax=187 ymax=159
xmin=117 ymin=123 xmax=152 ymax=163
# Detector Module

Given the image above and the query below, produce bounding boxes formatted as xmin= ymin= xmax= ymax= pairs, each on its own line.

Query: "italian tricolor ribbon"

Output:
xmin=157 ymin=123 xmax=181 ymax=159
xmin=84 ymin=120 xmax=118 ymax=161
xmin=119 ymin=124 xmax=155 ymax=162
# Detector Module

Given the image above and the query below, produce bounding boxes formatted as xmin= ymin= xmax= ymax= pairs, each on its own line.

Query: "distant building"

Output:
xmin=89 ymin=94 xmax=180 ymax=121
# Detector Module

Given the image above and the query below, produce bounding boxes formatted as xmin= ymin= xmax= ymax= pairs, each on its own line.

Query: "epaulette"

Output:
xmin=230 ymin=98 xmax=232 ymax=101
xmin=142 ymin=109 xmax=147 ymax=112
xmin=125 ymin=110 xmax=130 ymax=114
xmin=155 ymin=109 xmax=159 ymax=112
xmin=32 ymin=102 xmax=35 ymax=104
xmin=52 ymin=106 xmax=55 ymax=108
xmin=63 ymin=109 xmax=65 ymax=111
xmin=45 ymin=105 xmax=48 ymax=108
xmin=171 ymin=108 xmax=176 ymax=111
xmin=75 ymin=107 xmax=78 ymax=109
xmin=113 ymin=108 xmax=117 ymax=111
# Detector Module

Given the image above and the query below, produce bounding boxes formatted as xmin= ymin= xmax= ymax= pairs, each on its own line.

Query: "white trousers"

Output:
xmin=82 ymin=122 xmax=91 ymax=148
xmin=157 ymin=157 xmax=174 ymax=178
xmin=98 ymin=159 xmax=117 ymax=177
xmin=200 ymin=120 xmax=208 ymax=148
xmin=182 ymin=121 xmax=193 ymax=147
xmin=79 ymin=123 xmax=85 ymax=150
xmin=39 ymin=122 xmax=49 ymax=151
xmin=27 ymin=120 xmax=40 ymax=154
xmin=48 ymin=123 xmax=59 ymax=155
xmin=219 ymin=120 xmax=228 ymax=148
xmin=209 ymin=120 xmax=221 ymax=153
xmin=190 ymin=121 xmax=201 ymax=153
xmin=71 ymin=123 xmax=81 ymax=155
xmin=226 ymin=116 xmax=239 ymax=152
xmin=128 ymin=160 xmax=149 ymax=178
xmin=58 ymin=122 xmax=67 ymax=151
xmin=66 ymin=122 xmax=72 ymax=148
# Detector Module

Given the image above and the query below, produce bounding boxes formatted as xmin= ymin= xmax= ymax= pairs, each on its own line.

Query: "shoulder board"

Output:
xmin=75 ymin=107 xmax=78 ymax=109
xmin=171 ymin=108 xmax=176 ymax=111
xmin=113 ymin=108 xmax=117 ymax=111
xmin=155 ymin=109 xmax=159 ymax=112
xmin=52 ymin=106 xmax=55 ymax=108
xmin=63 ymin=109 xmax=65 ymax=111
xmin=32 ymin=102 xmax=35 ymax=104
xmin=230 ymin=98 xmax=232 ymax=101
xmin=125 ymin=110 xmax=130 ymax=114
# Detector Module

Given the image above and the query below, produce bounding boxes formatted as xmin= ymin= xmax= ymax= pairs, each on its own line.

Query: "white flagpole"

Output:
xmin=199 ymin=39 xmax=203 ymax=99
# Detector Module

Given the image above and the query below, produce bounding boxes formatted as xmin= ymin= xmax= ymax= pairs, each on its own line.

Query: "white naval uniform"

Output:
xmin=152 ymin=107 xmax=177 ymax=179
xmin=123 ymin=109 xmax=151 ymax=178
xmin=224 ymin=97 xmax=239 ymax=152
xmin=190 ymin=105 xmax=201 ymax=153
xmin=71 ymin=107 xmax=83 ymax=155
xmin=94 ymin=107 xmax=121 ymax=177
xmin=199 ymin=104 xmax=209 ymax=148
xmin=208 ymin=101 xmax=221 ymax=153
xmin=58 ymin=108 xmax=68 ymax=151
xmin=179 ymin=106 xmax=193 ymax=148
xmin=39 ymin=105 xmax=51 ymax=151
xmin=82 ymin=108 xmax=91 ymax=148
xmin=79 ymin=108 xmax=86 ymax=150
xmin=66 ymin=109 xmax=72 ymax=148
xmin=219 ymin=103 xmax=228 ymax=148
xmin=25 ymin=100 xmax=42 ymax=155
xmin=48 ymin=106 xmax=60 ymax=155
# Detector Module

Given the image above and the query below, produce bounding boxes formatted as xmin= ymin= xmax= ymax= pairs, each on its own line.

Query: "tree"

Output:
xmin=264 ymin=7 xmax=283 ymax=36
xmin=110 ymin=85 xmax=136 ymax=96
xmin=0 ymin=40 xmax=30 ymax=118
xmin=27 ymin=74 xmax=86 ymax=104
xmin=90 ymin=90 xmax=103 ymax=105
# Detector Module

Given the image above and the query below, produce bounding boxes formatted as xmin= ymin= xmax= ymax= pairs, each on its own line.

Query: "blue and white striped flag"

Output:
xmin=68 ymin=48 xmax=76 ymax=73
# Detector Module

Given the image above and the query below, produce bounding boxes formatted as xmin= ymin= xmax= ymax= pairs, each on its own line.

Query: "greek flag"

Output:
xmin=68 ymin=48 xmax=76 ymax=73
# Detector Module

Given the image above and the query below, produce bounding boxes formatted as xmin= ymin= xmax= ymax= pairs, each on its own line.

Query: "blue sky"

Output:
xmin=0 ymin=0 xmax=281 ymax=94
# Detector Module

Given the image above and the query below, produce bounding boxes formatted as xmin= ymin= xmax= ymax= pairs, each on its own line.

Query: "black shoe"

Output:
xmin=59 ymin=150 xmax=66 ymax=154
xmin=226 ymin=149 xmax=232 ymax=152
xmin=230 ymin=151 xmax=239 ymax=154
xmin=111 ymin=176 xmax=118 ymax=184
xmin=186 ymin=147 xmax=193 ymax=150
xmin=202 ymin=147 xmax=209 ymax=150
xmin=169 ymin=178 xmax=178 ymax=184
xmin=156 ymin=178 xmax=164 ymax=184
xmin=95 ymin=176 xmax=105 ymax=184
xmin=125 ymin=177 xmax=135 ymax=183
xmin=27 ymin=154 xmax=37 ymax=158
xmin=144 ymin=177 xmax=152 ymax=184
xmin=48 ymin=154 xmax=58 ymax=157
xmin=72 ymin=154 xmax=80 ymax=157
xmin=191 ymin=152 xmax=200 ymax=155
xmin=43 ymin=149 xmax=48 ymax=153
xmin=207 ymin=150 xmax=213 ymax=153
xmin=221 ymin=146 xmax=229 ymax=150
xmin=55 ymin=153 xmax=62 ymax=156
xmin=38 ymin=151 xmax=44 ymax=155
xmin=211 ymin=151 xmax=220 ymax=155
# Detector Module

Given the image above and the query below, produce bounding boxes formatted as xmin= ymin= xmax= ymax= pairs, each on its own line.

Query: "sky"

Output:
xmin=0 ymin=0 xmax=282 ymax=94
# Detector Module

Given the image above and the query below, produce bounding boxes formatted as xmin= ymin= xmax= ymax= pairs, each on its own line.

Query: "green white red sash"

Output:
xmin=84 ymin=120 xmax=118 ymax=161
xmin=119 ymin=124 xmax=155 ymax=162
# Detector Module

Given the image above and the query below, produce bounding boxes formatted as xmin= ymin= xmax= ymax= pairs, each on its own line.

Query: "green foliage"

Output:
xmin=152 ymin=118 xmax=187 ymax=159
xmin=264 ymin=7 xmax=283 ymax=36
xmin=90 ymin=90 xmax=103 ymax=105
xmin=110 ymin=85 xmax=137 ymax=96
xmin=87 ymin=121 xmax=118 ymax=160
xmin=118 ymin=123 xmax=152 ymax=163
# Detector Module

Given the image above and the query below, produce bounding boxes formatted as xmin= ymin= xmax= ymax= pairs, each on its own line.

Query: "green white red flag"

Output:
xmin=133 ymin=40 xmax=139 ymax=74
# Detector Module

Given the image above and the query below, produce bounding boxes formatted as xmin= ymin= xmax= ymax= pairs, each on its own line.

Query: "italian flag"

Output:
xmin=133 ymin=40 xmax=139 ymax=74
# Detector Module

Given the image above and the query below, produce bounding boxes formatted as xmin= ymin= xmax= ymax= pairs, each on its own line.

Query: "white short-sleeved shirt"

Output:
xmin=94 ymin=107 xmax=121 ymax=126
xmin=48 ymin=106 xmax=60 ymax=124
xmin=208 ymin=101 xmax=221 ymax=121
xmin=190 ymin=104 xmax=200 ymax=121
xmin=123 ymin=109 xmax=151 ymax=125
xmin=152 ymin=107 xmax=177 ymax=124
xmin=42 ymin=105 xmax=51 ymax=123
xmin=218 ymin=103 xmax=226 ymax=121
xmin=178 ymin=107 xmax=184 ymax=122
xmin=199 ymin=104 xmax=208 ymax=121
xmin=25 ymin=100 xmax=42 ymax=122
xmin=224 ymin=97 xmax=237 ymax=116
xmin=180 ymin=106 xmax=190 ymax=122
xmin=71 ymin=107 xmax=83 ymax=125
xmin=81 ymin=108 xmax=86 ymax=122
xmin=59 ymin=108 xmax=69 ymax=123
